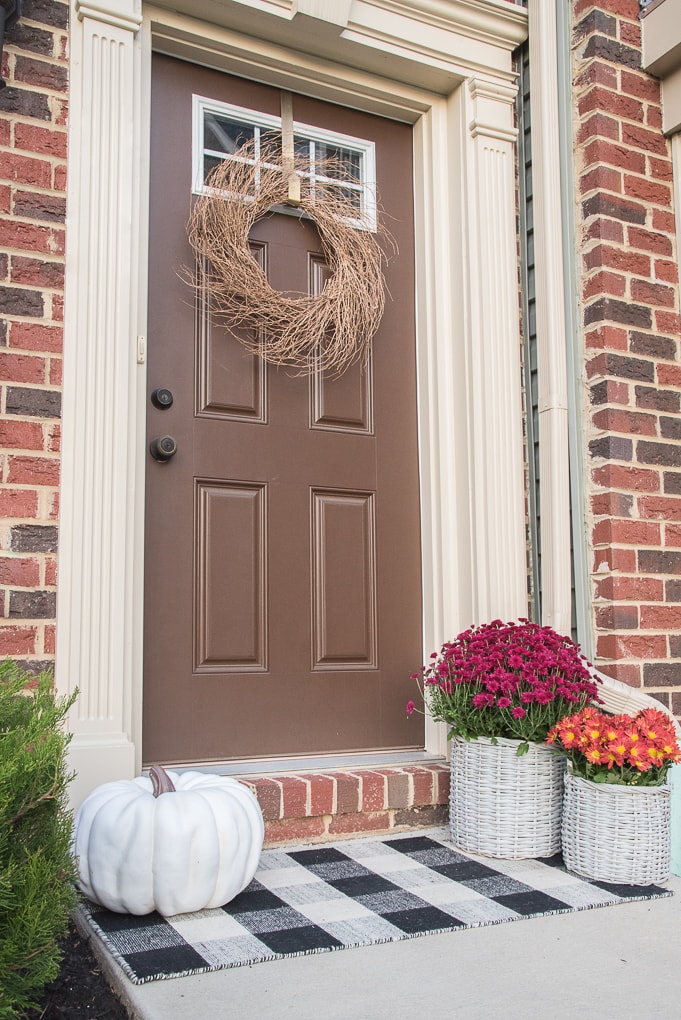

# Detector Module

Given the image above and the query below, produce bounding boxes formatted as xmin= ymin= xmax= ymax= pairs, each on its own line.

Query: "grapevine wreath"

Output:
xmin=187 ymin=139 xmax=392 ymax=375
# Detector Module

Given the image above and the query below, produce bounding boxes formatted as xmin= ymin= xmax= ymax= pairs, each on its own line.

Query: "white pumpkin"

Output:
xmin=73 ymin=765 xmax=264 ymax=916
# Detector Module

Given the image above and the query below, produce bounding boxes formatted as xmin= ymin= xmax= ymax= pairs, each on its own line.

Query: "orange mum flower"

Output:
xmin=547 ymin=705 xmax=680 ymax=785
xmin=606 ymin=740 xmax=626 ymax=766
xmin=660 ymin=741 xmax=681 ymax=762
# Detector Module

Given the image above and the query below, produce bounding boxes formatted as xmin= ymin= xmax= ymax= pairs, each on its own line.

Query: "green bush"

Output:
xmin=0 ymin=661 xmax=77 ymax=1019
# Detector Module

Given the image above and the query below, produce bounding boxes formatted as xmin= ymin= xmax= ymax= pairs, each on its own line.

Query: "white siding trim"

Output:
xmin=673 ymin=132 xmax=681 ymax=259
xmin=527 ymin=0 xmax=573 ymax=637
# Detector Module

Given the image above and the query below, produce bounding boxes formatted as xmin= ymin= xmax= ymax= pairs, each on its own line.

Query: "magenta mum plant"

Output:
xmin=408 ymin=619 xmax=601 ymax=751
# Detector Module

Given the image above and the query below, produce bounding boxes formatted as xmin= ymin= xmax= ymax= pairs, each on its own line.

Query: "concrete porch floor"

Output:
xmin=73 ymin=829 xmax=681 ymax=1020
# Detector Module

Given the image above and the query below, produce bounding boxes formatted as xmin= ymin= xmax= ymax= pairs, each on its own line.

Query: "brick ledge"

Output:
xmin=241 ymin=762 xmax=450 ymax=846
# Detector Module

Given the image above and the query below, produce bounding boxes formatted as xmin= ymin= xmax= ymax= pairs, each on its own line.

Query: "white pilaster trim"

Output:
xmin=462 ymin=73 xmax=528 ymax=623
xmin=528 ymin=0 xmax=572 ymax=636
xmin=58 ymin=0 xmax=147 ymax=806
xmin=468 ymin=122 xmax=518 ymax=143
xmin=467 ymin=78 xmax=517 ymax=103
xmin=75 ymin=0 xmax=143 ymax=30
xmin=468 ymin=80 xmax=518 ymax=141
xmin=413 ymin=95 xmax=475 ymax=758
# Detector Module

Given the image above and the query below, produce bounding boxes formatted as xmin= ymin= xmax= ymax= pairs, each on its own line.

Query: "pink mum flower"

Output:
xmin=472 ymin=692 xmax=495 ymax=709
xmin=407 ymin=619 xmax=601 ymax=744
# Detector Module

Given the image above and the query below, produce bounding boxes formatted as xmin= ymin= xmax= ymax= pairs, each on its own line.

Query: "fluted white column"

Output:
xmin=57 ymin=0 xmax=144 ymax=805
xmin=528 ymin=0 xmax=572 ymax=636
xmin=463 ymin=77 xmax=528 ymax=623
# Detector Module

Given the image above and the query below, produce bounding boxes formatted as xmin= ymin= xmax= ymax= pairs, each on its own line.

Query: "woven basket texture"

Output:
xmin=562 ymin=771 xmax=671 ymax=885
xmin=449 ymin=736 xmax=565 ymax=859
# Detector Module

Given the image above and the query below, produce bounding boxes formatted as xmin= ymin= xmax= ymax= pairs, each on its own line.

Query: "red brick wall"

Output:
xmin=573 ymin=0 xmax=681 ymax=712
xmin=0 ymin=1 xmax=68 ymax=672
xmin=246 ymin=764 xmax=450 ymax=846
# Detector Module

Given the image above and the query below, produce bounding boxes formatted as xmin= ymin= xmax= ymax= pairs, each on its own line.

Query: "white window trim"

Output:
xmin=192 ymin=94 xmax=378 ymax=230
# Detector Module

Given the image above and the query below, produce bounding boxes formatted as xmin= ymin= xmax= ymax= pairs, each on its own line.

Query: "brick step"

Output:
xmin=243 ymin=762 xmax=450 ymax=846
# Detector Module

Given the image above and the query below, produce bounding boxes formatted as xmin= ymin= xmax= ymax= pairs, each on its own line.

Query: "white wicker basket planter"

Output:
xmin=449 ymin=736 xmax=565 ymax=859
xmin=562 ymin=771 xmax=671 ymax=885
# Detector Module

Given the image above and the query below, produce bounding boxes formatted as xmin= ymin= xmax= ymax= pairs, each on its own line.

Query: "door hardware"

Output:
xmin=151 ymin=387 xmax=174 ymax=409
xmin=149 ymin=435 xmax=177 ymax=462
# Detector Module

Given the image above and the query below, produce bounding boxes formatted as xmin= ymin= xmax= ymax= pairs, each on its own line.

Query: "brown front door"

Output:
xmin=143 ymin=55 xmax=422 ymax=766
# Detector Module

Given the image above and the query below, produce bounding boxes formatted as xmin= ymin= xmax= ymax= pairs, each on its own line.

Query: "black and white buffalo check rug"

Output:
xmin=79 ymin=829 xmax=672 ymax=984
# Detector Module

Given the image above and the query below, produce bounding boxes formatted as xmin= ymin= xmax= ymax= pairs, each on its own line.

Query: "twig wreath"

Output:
xmin=187 ymin=139 xmax=392 ymax=375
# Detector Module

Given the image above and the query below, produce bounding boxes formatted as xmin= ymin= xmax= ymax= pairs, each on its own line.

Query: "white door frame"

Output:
xmin=59 ymin=0 xmax=528 ymax=806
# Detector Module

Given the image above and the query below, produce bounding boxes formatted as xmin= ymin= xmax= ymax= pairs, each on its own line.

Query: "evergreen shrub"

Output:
xmin=0 ymin=661 xmax=77 ymax=1019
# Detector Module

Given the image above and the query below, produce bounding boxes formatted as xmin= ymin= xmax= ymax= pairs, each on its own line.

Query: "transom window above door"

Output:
xmin=192 ymin=95 xmax=377 ymax=230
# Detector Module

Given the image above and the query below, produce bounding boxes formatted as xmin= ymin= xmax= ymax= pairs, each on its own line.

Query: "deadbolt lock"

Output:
xmin=151 ymin=387 xmax=174 ymax=409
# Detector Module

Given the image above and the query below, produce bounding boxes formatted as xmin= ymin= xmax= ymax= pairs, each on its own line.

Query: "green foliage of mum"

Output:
xmin=0 ymin=661 xmax=77 ymax=1020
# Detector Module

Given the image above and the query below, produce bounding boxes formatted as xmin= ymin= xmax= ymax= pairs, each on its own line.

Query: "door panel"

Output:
xmin=197 ymin=250 xmax=267 ymax=422
xmin=144 ymin=55 xmax=422 ymax=765
xmin=310 ymin=261 xmax=373 ymax=433
xmin=195 ymin=480 xmax=267 ymax=672
xmin=311 ymin=489 xmax=377 ymax=669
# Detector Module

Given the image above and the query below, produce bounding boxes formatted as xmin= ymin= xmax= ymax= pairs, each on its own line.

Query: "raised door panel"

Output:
xmin=196 ymin=247 xmax=267 ymax=422
xmin=194 ymin=480 xmax=267 ymax=672
xmin=311 ymin=489 xmax=377 ymax=669
xmin=309 ymin=257 xmax=373 ymax=433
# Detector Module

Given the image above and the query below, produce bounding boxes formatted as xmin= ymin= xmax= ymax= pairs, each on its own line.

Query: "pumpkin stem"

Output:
xmin=149 ymin=764 xmax=176 ymax=797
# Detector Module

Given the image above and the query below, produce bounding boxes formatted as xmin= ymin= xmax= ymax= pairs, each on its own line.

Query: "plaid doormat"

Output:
xmin=79 ymin=829 xmax=672 ymax=984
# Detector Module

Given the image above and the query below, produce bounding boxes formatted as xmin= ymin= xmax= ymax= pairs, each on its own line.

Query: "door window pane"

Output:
xmin=204 ymin=115 xmax=254 ymax=156
xmin=313 ymin=142 xmax=362 ymax=182
xmin=193 ymin=95 xmax=376 ymax=230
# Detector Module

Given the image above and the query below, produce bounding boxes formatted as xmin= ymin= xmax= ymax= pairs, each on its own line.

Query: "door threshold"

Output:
xmin=155 ymin=750 xmax=446 ymax=777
